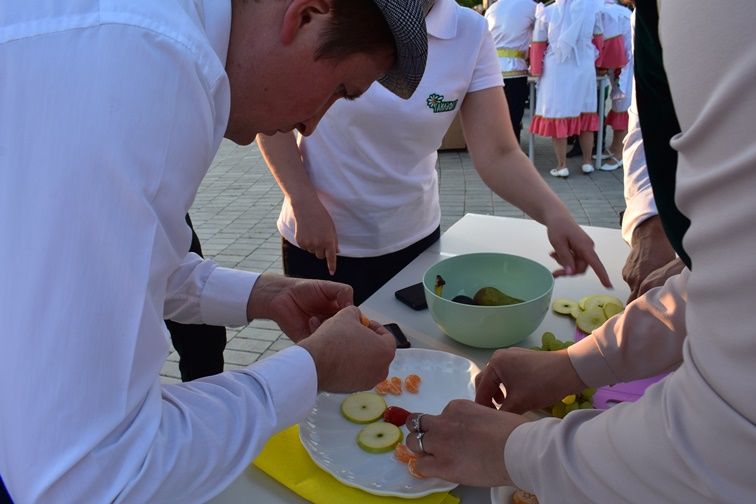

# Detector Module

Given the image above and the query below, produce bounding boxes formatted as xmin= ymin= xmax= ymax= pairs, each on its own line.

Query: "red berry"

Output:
xmin=383 ymin=406 xmax=410 ymax=426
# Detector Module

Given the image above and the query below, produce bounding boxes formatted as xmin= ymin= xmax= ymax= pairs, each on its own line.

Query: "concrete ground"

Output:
xmin=160 ymin=133 xmax=625 ymax=383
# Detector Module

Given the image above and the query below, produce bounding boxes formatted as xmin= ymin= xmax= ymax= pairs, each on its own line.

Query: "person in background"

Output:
xmin=0 ymin=0 xmax=429 ymax=501
xmin=258 ymin=0 xmax=611 ymax=307
xmin=597 ymin=0 xmax=633 ymax=171
xmin=529 ymin=0 xmax=605 ymax=177
xmin=402 ymin=1 xmax=756 ymax=501
xmin=484 ymin=0 xmax=537 ymax=143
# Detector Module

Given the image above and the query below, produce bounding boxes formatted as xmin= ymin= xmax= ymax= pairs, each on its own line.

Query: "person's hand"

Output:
xmin=475 ymin=347 xmax=586 ymax=414
xmin=636 ymin=257 xmax=685 ymax=298
xmin=291 ymin=194 xmax=339 ymax=275
xmin=403 ymin=401 xmax=527 ymax=486
xmin=246 ymin=273 xmax=352 ymax=342
xmin=545 ymin=213 xmax=612 ymax=288
xmin=622 ymin=216 xmax=677 ymax=302
xmin=298 ymin=306 xmax=396 ymax=392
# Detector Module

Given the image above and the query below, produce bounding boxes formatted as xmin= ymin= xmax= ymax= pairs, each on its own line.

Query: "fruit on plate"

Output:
xmin=341 ymin=392 xmax=387 ymax=424
xmin=404 ymin=373 xmax=422 ymax=393
xmin=356 ymin=422 xmax=404 ymax=453
xmin=575 ymin=306 xmax=608 ymax=334
xmin=512 ymin=489 xmax=539 ymax=504
xmin=602 ymin=301 xmax=623 ymax=319
xmin=394 ymin=443 xmax=417 ymax=463
xmin=473 ymin=286 xmax=524 ymax=306
xmin=551 ymin=298 xmax=579 ymax=315
xmin=383 ymin=405 xmax=411 ymax=426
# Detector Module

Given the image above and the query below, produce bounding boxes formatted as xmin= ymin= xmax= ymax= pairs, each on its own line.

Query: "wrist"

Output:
xmin=246 ymin=272 xmax=284 ymax=321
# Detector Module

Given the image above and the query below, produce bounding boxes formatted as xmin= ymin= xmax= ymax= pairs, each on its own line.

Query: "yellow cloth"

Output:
xmin=253 ymin=426 xmax=460 ymax=504
xmin=496 ymin=48 xmax=527 ymax=59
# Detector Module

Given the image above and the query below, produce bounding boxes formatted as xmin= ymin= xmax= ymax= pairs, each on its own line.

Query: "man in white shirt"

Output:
xmin=0 ymin=0 xmax=429 ymax=502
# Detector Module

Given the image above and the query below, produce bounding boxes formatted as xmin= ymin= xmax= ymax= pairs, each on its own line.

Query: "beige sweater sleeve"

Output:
xmin=566 ymin=269 xmax=688 ymax=387
xmin=504 ymin=2 xmax=756 ymax=502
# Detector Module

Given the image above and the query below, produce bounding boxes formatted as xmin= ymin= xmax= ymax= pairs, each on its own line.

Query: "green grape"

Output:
xmin=551 ymin=402 xmax=567 ymax=418
xmin=581 ymin=387 xmax=597 ymax=400
xmin=565 ymin=401 xmax=580 ymax=413
xmin=564 ymin=340 xmax=574 ymax=347
xmin=579 ymin=401 xmax=593 ymax=409
xmin=541 ymin=332 xmax=557 ymax=349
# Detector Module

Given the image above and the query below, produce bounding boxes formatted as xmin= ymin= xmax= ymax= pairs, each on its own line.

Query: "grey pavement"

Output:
xmin=160 ymin=132 xmax=625 ymax=383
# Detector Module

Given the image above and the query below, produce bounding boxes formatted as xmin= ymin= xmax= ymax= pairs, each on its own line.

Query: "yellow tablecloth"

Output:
xmin=253 ymin=426 xmax=459 ymax=504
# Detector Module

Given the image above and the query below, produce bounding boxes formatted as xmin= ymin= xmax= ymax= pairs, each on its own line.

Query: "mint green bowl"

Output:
xmin=423 ymin=253 xmax=554 ymax=348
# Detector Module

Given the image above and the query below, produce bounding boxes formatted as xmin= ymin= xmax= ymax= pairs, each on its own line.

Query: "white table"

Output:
xmin=210 ymin=214 xmax=630 ymax=504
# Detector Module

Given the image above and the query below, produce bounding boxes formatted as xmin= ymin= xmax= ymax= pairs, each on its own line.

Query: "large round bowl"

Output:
xmin=423 ymin=252 xmax=554 ymax=348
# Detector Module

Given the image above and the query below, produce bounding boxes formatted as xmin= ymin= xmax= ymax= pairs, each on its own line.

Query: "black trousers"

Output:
xmin=282 ymin=227 xmax=441 ymax=306
xmin=0 ymin=475 xmax=11 ymax=503
xmin=165 ymin=215 xmax=227 ymax=382
xmin=503 ymin=76 xmax=529 ymax=143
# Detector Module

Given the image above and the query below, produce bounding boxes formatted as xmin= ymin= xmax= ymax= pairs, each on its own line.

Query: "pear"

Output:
xmin=340 ymin=392 xmax=387 ymax=424
xmin=356 ymin=422 xmax=403 ymax=454
xmin=473 ymin=286 xmax=524 ymax=306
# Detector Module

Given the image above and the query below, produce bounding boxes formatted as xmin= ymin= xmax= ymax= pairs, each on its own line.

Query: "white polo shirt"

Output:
xmin=278 ymin=0 xmax=503 ymax=257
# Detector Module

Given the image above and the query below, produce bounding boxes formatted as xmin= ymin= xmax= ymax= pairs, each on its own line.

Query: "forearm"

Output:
xmin=257 ymin=132 xmax=319 ymax=208
xmin=568 ymin=269 xmax=688 ymax=387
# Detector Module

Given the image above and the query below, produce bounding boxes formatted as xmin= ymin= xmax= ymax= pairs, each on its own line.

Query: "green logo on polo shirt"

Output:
xmin=426 ymin=93 xmax=458 ymax=113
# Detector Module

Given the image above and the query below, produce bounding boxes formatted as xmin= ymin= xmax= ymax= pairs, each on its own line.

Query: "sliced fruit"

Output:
xmin=359 ymin=313 xmax=370 ymax=327
xmin=407 ymin=458 xmax=425 ymax=478
xmin=394 ymin=443 xmax=417 ymax=464
xmin=383 ymin=406 xmax=411 ymax=426
xmin=356 ymin=422 xmax=403 ymax=454
xmin=602 ymin=301 xmax=624 ymax=319
xmin=575 ymin=306 xmax=607 ymax=334
xmin=374 ymin=380 xmax=391 ymax=396
xmin=578 ymin=295 xmax=594 ymax=311
xmin=551 ymin=298 xmax=579 ymax=316
xmin=512 ymin=489 xmax=540 ymax=504
xmin=584 ymin=294 xmax=624 ymax=313
xmin=404 ymin=374 xmax=421 ymax=393
xmin=434 ymin=275 xmax=446 ymax=297
xmin=341 ymin=392 xmax=387 ymax=424
xmin=561 ymin=394 xmax=576 ymax=405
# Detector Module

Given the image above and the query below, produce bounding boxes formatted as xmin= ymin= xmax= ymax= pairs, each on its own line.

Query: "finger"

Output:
xmin=405 ymin=411 xmax=440 ymax=433
xmin=550 ymin=245 xmax=575 ymax=276
xmin=319 ymin=281 xmax=353 ymax=309
xmin=583 ymin=250 xmax=613 ymax=288
xmin=411 ymin=454 xmax=441 ymax=480
xmin=325 ymin=245 xmax=338 ymax=276
xmin=314 ymin=249 xmax=326 ymax=260
xmin=475 ymin=370 xmax=505 ymax=408
xmin=308 ymin=315 xmax=322 ymax=333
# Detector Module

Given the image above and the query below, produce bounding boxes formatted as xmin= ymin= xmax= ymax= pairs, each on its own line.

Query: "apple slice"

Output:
xmin=340 ymin=392 xmax=387 ymax=424
xmin=356 ymin=422 xmax=404 ymax=454
xmin=575 ymin=306 xmax=607 ymax=334
xmin=551 ymin=298 xmax=579 ymax=316
xmin=603 ymin=301 xmax=624 ymax=319
xmin=584 ymin=294 xmax=624 ymax=312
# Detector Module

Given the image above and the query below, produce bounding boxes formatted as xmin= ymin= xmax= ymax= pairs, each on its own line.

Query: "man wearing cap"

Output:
xmin=0 ymin=0 xmax=428 ymax=502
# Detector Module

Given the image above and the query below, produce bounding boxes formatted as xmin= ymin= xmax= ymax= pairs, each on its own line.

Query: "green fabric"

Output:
xmin=633 ymin=0 xmax=691 ymax=268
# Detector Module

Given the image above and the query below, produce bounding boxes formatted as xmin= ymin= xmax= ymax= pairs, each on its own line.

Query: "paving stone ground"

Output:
xmin=161 ymin=130 xmax=625 ymax=383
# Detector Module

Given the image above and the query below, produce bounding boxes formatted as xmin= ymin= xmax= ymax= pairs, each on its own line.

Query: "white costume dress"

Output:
xmin=529 ymin=0 xmax=604 ymax=138
xmin=601 ymin=1 xmax=633 ymax=130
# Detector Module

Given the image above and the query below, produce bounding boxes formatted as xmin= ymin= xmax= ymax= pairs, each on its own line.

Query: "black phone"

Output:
xmin=383 ymin=323 xmax=411 ymax=349
xmin=394 ymin=282 xmax=427 ymax=310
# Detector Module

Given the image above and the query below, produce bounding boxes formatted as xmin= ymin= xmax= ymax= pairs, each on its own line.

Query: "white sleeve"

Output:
xmin=469 ymin=18 xmax=506 ymax=92
xmin=621 ymin=84 xmax=658 ymax=245
xmin=504 ymin=3 xmax=756 ymax=501
xmin=0 ymin=23 xmax=316 ymax=503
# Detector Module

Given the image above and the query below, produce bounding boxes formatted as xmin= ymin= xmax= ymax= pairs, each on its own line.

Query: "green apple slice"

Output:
xmin=552 ymin=298 xmax=579 ymax=316
xmin=356 ymin=422 xmax=403 ymax=454
xmin=584 ymin=295 xmax=624 ymax=312
xmin=603 ymin=301 xmax=624 ymax=319
xmin=578 ymin=295 xmax=594 ymax=311
xmin=575 ymin=306 xmax=607 ymax=334
xmin=340 ymin=392 xmax=387 ymax=424
xmin=570 ymin=304 xmax=581 ymax=320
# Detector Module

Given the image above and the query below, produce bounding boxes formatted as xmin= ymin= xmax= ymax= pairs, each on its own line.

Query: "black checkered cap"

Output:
xmin=372 ymin=0 xmax=432 ymax=99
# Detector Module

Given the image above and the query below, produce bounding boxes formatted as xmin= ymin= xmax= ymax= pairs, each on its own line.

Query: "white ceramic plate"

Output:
xmin=299 ymin=348 xmax=480 ymax=497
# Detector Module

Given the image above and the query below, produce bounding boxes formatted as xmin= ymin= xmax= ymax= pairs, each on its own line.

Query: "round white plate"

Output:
xmin=299 ymin=348 xmax=480 ymax=498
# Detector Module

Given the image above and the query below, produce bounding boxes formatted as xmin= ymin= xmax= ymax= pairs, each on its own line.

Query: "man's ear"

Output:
xmin=280 ymin=0 xmax=333 ymax=45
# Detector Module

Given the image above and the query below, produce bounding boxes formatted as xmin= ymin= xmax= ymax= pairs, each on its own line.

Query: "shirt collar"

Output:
xmin=199 ymin=0 xmax=232 ymax=67
xmin=426 ymin=0 xmax=458 ymax=40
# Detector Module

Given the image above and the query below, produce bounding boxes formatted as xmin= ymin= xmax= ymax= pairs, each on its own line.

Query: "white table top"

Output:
xmin=210 ymin=214 xmax=630 ymax=504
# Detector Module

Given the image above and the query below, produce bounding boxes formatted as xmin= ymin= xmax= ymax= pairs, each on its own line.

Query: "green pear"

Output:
xmin=473 ymin=286 xmax=524 ymax=306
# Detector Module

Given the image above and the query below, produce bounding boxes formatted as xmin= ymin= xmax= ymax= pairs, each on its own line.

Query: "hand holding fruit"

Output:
xmin=475 ymin=347 xmax=586 ymax=414
xmin=298 ymin=306 xmax=395 ymax=392
xmin=246 ymin=273 xmax=353 ymax=342
xmin=403 ymin=400 xmax=526 ymax=486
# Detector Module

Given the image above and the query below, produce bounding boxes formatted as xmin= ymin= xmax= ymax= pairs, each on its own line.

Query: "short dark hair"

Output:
xmin=315 ymin=0 xmax=396 ymax=61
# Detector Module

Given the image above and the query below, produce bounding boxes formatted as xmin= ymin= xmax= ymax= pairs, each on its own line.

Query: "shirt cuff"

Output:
xmin=567 ymin=334 xmax=619 ymax=387
xmin=621 ymin=192 xmax=658 ymax=244
xmin=245 ymin=346 xmax=318 ymax=427
xmin=200 ymin=266 xmax=259 ymax=327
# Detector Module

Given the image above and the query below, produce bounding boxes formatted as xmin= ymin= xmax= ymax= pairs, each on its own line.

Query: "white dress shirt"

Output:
xmin=484 ymin=0 xmax=537 ymax=77
xmin=0 ymin=1 xmax=317 ymax=502
xmin=505 ymin=2 xmax=756 ymax=501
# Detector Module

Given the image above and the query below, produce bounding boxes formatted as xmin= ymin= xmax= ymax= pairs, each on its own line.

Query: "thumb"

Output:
xmin=308 ymin=315 xmax=322 ymax=333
